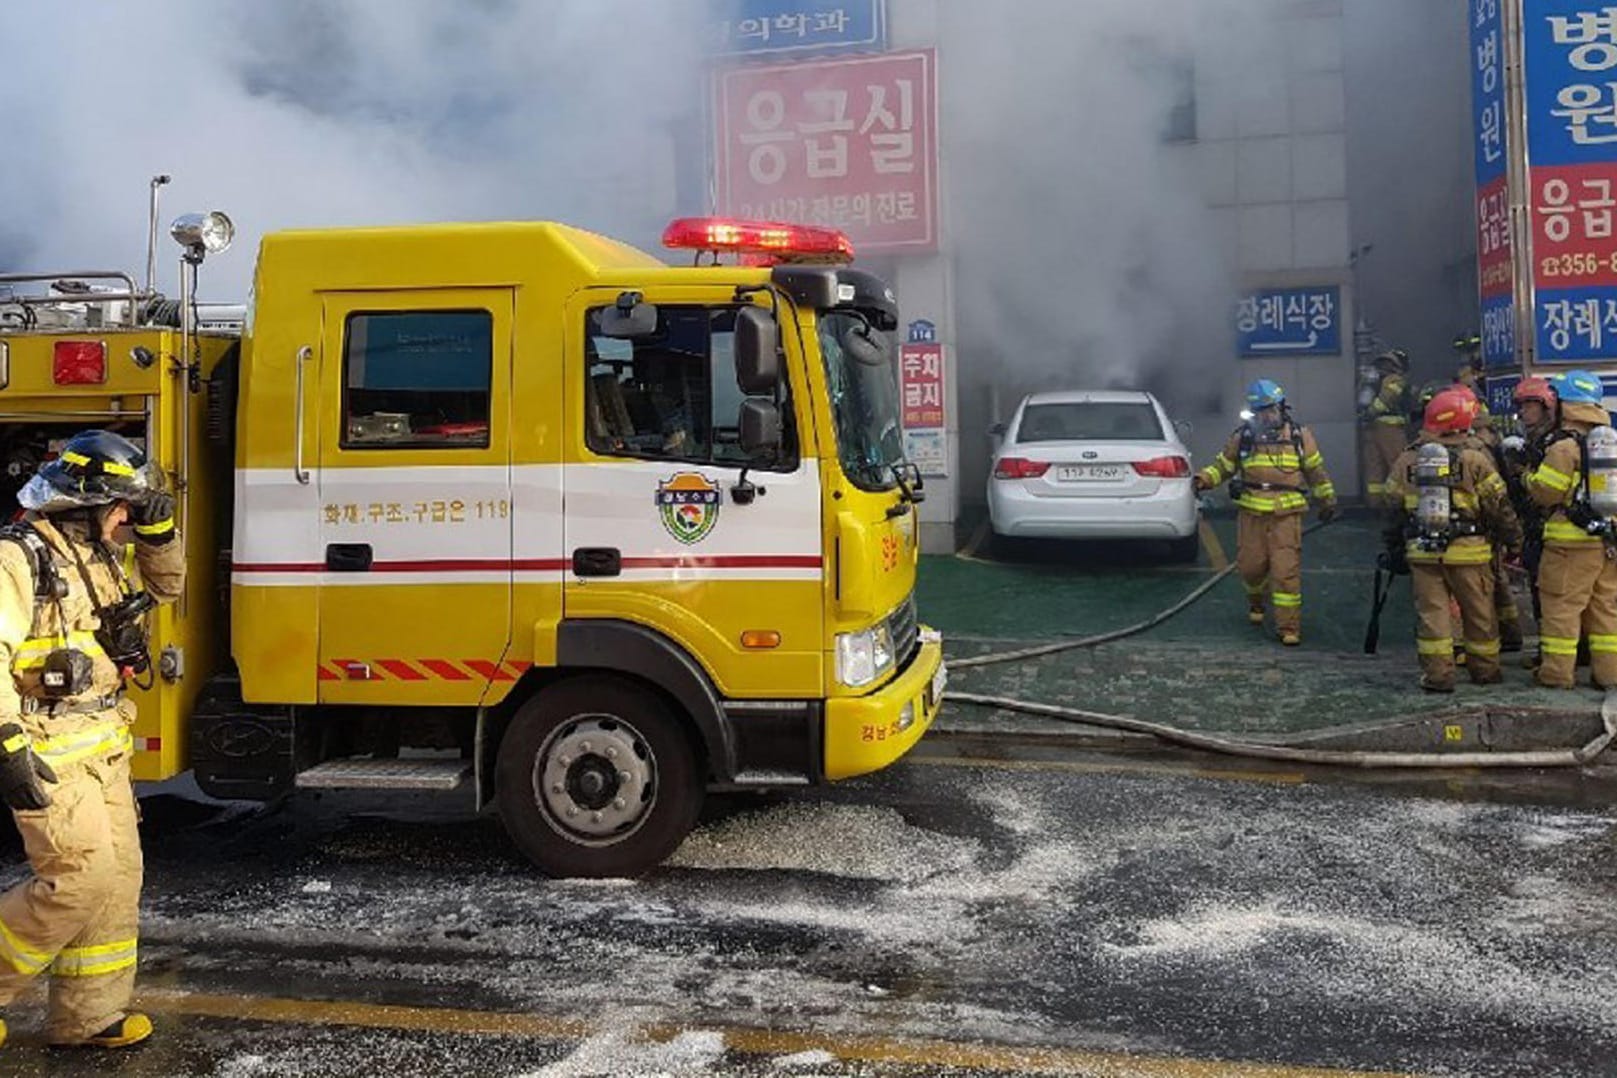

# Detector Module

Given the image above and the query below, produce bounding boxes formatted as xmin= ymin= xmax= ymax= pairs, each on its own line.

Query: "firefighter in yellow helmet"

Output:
xmin=1525 ymin=370 xmax=1617 ymax=689
xmin=1358 ymin=348 xmax=1411 ymax=507
xmin=1383 ymin=389 xmax=1523 ymax=691
xmin=1194 ymin=380 xmax=1336 ymax=646
xmin=0 ymin=431 xmax=184 ymax=1050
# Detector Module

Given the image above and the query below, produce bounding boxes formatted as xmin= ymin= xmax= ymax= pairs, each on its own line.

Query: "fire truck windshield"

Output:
xmin=817 ymin=310 xmax=905 ymax=492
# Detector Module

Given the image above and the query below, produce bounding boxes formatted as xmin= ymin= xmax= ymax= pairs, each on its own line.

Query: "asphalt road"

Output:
xmin=1 ymin=743 xmax=1614 ymax=1077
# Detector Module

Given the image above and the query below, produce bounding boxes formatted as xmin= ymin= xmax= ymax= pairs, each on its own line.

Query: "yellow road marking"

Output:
xmin=135 ymin=988 xmax=1403 ymax=1077
xmin=1199 ymin=516 xmax=1229 ymax=571
xmin=909 ymin=750 xmax=1307 ymax=786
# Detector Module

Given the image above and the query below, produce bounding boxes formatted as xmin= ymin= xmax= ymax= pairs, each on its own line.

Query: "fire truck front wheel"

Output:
xmin=495 ymin=676 xmax=703 ymax=878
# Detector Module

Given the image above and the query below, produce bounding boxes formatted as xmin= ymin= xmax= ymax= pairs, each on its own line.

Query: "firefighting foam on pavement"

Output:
xmin=0 ymin=0 xmax=1615 ymax=1075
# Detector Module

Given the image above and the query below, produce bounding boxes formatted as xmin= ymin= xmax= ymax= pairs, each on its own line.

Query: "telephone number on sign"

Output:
xmin=1539 ymin=252 xmax=1617 ymax=279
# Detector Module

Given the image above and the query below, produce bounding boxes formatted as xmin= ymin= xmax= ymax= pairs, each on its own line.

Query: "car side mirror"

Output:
xmin=597 ymin=292 xmax=658 ymax=338
xmin=739 ymin=399 xmax=783 ymax=457
xmin=735 ymin=307 xmax=780 ymax=395
xmin=1174 ymin=419 xmax=1193 ymax=437
xmin=989 ymin=422 xmax=1007 ymax=438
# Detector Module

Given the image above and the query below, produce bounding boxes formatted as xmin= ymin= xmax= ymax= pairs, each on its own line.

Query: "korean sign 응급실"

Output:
xmin=1235 ymin=287 xmax=1341 ymax=358
xmin=1526 ymin=2 xmax=1617 ymax=362
xmin=899 ymin=342 xmax=945 ymax=475
xmin=713 ymin=50 xmax=938 ymax=252
xmin=709 ymin=0 xmax=885 ymax=58
xmin=1472 ymin=0 xmax=1516 ymax=368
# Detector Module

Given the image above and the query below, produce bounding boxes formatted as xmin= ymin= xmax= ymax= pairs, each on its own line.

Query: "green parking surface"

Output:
xmin=921 ymin=512 xmax=1604 ymax=736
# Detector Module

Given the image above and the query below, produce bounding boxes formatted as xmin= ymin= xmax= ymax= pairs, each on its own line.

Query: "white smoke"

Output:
xmin=0 ymin=0 xmax=706 ymax=299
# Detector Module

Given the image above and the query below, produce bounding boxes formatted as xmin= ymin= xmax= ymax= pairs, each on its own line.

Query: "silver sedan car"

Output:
xmin=987 ymin=390 xmax=1200 ymax=561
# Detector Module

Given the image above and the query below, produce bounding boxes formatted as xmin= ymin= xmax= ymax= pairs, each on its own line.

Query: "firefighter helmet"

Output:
xmin=17 ymin=430 xmax=162 ymax=514
xmin=1245 ymin=379 xmax=1285 ymax=410
xmin=1554 ymin=369 xmax=1605 ymax=406
xmin=1375 ymin=348 xmax=1410 ymax=373
xmin=1452 ymin=331 xmax=1482 ymax=353
xmin=1512 ymin=376 xmax=1558 ymax=411
xmin=1424 ymin=388 xmax=1478 ymax=434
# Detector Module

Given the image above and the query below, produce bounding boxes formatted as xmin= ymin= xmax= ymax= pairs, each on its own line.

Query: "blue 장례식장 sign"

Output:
xmin=1235 ymin=287 xmax=1341 ymax=358
xmin=711 ymin=0 xmax=885 ymax=58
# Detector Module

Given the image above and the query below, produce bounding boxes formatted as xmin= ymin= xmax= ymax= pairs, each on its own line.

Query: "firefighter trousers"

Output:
xmin=1237 ymin=511 xmax=1303 ymax=635
xmin=1361 ymin=423 xmax=1407 ymax=508
xmin=0 ymin=721 xmax=141 ymax=1044
xmin=1534 ymin=543 xmax=1617 ymax=689
xmin=1413 ymin=562 xmax=1499 ymax=686
xmin=1493 ymin=552 xmax=1522 ymax=647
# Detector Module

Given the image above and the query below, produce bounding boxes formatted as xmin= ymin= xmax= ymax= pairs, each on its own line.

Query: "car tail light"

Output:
xmin=53 ymin=341 xmax=107 ymax=385
xmin=993 ymin=457 xmax=1051 ymax=480
xmin=1133 ymin=455 xmax=1190 ymax=478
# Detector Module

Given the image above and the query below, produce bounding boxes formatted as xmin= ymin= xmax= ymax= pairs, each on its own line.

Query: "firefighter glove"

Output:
xmin=1318 ymin=502 xmax=1339 ymax=524
xmin=1377 ymin=547 xmax=1410 ymax=577
xmin=0 ymin=723 xmax=55 ymax=811
xmin=1192 ymin=475 xmax=1212 ymax=493
xmin=130 ymin=491 xmax=176 ymax=546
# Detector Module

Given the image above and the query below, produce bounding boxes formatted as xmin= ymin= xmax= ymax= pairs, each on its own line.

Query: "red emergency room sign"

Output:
xmin=713 ymin=50 xmax=938 ymax=253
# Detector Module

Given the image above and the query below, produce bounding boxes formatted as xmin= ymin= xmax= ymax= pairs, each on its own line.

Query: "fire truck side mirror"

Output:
xmin=734 ymin=307 xmax=780 ymax=396
xmin=738 ymin=398 xmax=783 ymax=458
xmin=842 ymin=324 xmax=887 ymax=368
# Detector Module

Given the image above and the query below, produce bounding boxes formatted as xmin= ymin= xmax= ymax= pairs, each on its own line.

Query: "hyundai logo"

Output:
xmin=1082 ymin=450 xmax=1098 ymax=460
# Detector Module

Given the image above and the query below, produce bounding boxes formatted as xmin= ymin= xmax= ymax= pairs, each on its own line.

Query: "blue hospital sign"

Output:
xmin=710 ymin=0 xmax=885 ymax=57
xmin=1236 ymin=288 xmax=1341 ymax=358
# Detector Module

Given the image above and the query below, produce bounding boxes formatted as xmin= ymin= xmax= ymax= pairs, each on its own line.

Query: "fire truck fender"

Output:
xmin=550 ymin=619 xmax=736 ymax=781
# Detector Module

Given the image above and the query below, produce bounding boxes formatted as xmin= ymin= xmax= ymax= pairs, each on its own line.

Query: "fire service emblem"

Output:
xmin=656 ymin=472 xmax=721 ymax=545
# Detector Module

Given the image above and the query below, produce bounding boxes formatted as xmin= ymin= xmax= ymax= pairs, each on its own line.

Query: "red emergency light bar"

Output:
xmin=661 ymin=217 xmax=854 ymax=264
xmin=53 ymin=340 xmax=107 ymax=385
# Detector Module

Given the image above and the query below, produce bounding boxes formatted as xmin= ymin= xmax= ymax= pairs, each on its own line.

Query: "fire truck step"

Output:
xmin=294 ymin=758 xmax=471 ymax=791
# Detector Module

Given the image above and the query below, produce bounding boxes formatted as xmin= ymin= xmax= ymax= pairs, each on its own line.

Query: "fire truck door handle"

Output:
xmin=325 ymin=543 xmax=373 ymax=572
xmin=572 ymin=547 xmax=621 ymax=577
xmin=294 ymin=345 xmax=314 ymax=485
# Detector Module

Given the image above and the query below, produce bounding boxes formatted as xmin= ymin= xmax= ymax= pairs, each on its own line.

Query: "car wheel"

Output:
xmin=496 ymin=676 xmax=702 ymax=878
xmin=1168 ymin=533 xmax=1201 ymax=564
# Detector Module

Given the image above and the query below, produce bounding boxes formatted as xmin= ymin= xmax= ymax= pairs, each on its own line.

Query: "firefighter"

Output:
xmin=1194 ymin=379 xmax=1337 ymax=646
xmin=1502 ymin=376 xmax=1562 ymax=664
xmin=1383 ymin=388 xmax=1523 ymax=692
xmin=1446 ymin=382 xmax=1520 ymax=649
xmin=1453 ymin=338 xmax=1496 ymax=438
xmin=0 ymin=431 xmax=183 ymax=1049
xmin=1359 ymin=348 xmax=1411 ymax=507
xmin=1524 ymin=370 xmax=1617 ymax=690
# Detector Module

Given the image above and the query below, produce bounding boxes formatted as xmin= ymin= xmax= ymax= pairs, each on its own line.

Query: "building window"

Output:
xmin=1165 ymin=59 xmax=1197 ymax=143
xmin=342 ymin=310 xmax=492 ymax=449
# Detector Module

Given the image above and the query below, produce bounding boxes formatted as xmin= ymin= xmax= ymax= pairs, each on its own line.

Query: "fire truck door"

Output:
xmin=315 ymin=290 xmax=515 ymax=704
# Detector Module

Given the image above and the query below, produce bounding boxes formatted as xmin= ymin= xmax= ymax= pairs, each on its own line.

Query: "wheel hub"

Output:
xmin=534 ymin=717 xmax=655 ymax=841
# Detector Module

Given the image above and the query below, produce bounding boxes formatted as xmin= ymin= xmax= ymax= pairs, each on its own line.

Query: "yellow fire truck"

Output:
xmin=0 ymin=208 xmax=945 ymax=876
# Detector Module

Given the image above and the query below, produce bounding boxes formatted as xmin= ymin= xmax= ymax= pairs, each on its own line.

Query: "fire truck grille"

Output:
xmin=888 ymin=595 xmax=919 ymax=668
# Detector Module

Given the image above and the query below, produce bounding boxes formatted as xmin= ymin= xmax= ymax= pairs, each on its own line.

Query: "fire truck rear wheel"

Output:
xmin=495 ymin=676 xmax=702 ymax=878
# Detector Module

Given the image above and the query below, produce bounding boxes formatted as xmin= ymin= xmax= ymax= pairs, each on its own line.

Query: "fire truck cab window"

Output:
xmin=342 ymin=310 xmax=493 ymax=449
xmin=585 ymin=305 xmax=795 ymax=469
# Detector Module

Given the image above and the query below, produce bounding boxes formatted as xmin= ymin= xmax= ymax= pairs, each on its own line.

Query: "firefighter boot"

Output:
xmin=51 ymin=1013 xmax=152 ymax=1050
xmin=1248 ymin=601 xmax=1265 ymax=626
xmin=1498 ymin=614 xmax=1524 ymax=653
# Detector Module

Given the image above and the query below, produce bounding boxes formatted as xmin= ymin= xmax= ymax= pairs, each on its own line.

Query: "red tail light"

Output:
xmin=53 ymin=340 xmax=107 ymax=385
xmin=1133 ymin=455 xmax=1190 ymax=478
xmin=994 ymin=457 xmax=1051 ymax=480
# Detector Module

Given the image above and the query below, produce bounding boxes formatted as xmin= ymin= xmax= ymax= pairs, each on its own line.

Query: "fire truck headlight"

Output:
xmin=170 ymin=211 xmax=234 ymax=255
xmin=835 ymin=624 xmax=893 ymax=688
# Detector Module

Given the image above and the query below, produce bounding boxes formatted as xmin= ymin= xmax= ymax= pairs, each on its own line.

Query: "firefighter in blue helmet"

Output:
xmin=1194 ymin=380 xmax=1337 ymax=645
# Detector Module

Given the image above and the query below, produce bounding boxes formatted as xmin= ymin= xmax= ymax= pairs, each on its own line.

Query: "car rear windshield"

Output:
xmin=1016 ymin=402 xmax=1165 ymax=443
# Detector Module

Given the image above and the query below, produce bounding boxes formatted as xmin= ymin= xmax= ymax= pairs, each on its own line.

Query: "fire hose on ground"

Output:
xmin=946 ymin=520 xmax=1617 ymax=769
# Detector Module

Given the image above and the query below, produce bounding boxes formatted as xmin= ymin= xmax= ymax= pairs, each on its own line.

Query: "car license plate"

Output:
xmin=1057 ymin=464 xmax=1126 ymax=481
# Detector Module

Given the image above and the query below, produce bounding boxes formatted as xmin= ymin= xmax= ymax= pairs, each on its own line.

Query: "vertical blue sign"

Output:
xmin=1525 ymin=1 xmax=1617 ymax=363
xmin=1484 ymin=373 xmax=1521 ymax=418
xmin=711 ymin=0 xmax=886 ymax=58
xmin=1471 ymin=0 xmax=1516 ymax=369
xmin=1236 ymin=287 xmax=1341 ymax=357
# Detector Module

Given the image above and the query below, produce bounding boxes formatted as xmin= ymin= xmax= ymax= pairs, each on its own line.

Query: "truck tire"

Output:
xmin=495 ymin=676 xmax=702 ymax=878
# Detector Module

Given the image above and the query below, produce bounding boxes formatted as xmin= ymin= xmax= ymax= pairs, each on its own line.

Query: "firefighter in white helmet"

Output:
xmin=0 ymin=431 xmax=184 ymax=1050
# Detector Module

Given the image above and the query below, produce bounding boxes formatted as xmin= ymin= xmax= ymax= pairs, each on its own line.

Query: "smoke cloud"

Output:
xmin=0 ymin=0 xmax=707 ymax=299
